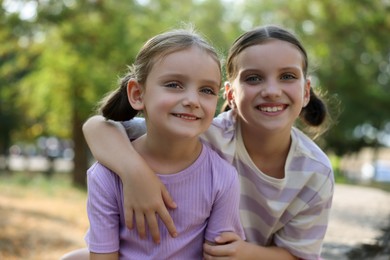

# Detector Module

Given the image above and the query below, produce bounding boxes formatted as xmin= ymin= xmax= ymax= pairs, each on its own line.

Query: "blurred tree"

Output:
xmin=0 ymin=0 xmax=41 ymax=164
xmin=16 ymin=0 xmax=145 ymax=186
xmin=5 ymin=0 xmax=389 ymax=186
xmin=7 ymin=0 xmax=230 ymax=186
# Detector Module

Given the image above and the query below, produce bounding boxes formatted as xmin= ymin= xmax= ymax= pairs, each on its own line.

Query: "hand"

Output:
xmin=204 ymin=232 xmax=299 ymax=260
xmin=122 ymin=160 xmax=178 ymax=243
xmin=203 ymin=232 xmax=248 ymax=260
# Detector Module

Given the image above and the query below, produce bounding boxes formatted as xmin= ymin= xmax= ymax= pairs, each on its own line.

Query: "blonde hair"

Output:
xmin=99 ymin=28 xmax=221 ymax=121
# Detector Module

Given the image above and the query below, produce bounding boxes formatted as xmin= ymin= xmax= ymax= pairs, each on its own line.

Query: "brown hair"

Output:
xmin=223 ymin=25 xmax=331 ymax=135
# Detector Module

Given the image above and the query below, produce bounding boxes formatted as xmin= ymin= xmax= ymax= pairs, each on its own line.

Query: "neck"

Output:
xmin=239 ymin=120 xmax=291 ymax=179
xmin=133 ymin=133 xmax=202 ymax=175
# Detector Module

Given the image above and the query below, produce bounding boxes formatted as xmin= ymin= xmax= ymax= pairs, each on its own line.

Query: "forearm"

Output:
xmin=247 ymin=245 xmax=298 ymax=260
xmin=90 ymin=252 xmax=118 ymax=260
xmin=83 ymin=115 xmax=177 ymax=241
xmin=82 ymin=115 xmax=143 ymax=180
xmin=204 ymin=233 xmax=299 ymax=260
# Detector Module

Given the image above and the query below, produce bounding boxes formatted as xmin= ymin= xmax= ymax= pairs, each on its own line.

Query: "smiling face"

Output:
xmin=129 ymin=46 xmax=221 ymax=140
xmin=227 ymin=39 xmax=310 ymax=135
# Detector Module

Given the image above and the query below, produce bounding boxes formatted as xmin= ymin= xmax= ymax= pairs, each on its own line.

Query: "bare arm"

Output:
xmin=90 ymin=252 xmax=118 ymax=260
xmin=203 ymin=232 xmax=298 ymax=260
xmin=82 ymin=115 xmax=177 ymax=243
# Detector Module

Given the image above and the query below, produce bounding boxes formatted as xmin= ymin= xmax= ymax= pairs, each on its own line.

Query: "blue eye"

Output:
xmin=246 ymin=75 xmax=261 ymax=83
xmin=281 ymin=74 xmax=297 ymax=80
xmin=201 ymin=87 xmax=217 ymax=95
xmin=165 ymin=82 xmax=180 ymax=89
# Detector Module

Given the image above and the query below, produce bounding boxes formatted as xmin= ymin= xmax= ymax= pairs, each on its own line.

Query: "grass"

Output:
xmin=0 ymin=171 xmax=89 ymax=260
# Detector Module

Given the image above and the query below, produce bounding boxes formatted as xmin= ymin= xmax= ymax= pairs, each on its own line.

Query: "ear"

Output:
xmin=303 ymin=78 xmax=311 ymax=107
xmin=224 ymin=81 xmax=235 ymax=107
xmin=127 ymin=78 xmax=144 ymax=110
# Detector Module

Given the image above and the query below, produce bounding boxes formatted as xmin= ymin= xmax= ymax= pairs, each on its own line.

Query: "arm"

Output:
xmin=90 ymin=252 xmax=118 ymax=260
xmin=204 ymin=178 xmax=334 ymax=260
xmin=203 ymin=233 xmax=298 ymax=260
xmin=82 ymin=115 xmax=177 ymax=243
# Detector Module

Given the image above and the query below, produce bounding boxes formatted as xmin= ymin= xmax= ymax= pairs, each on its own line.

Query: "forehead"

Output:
xmin=149 ymin=46 xmax=221 ymax=81
xmin=236 ymin=39 xmax=304 ymax=71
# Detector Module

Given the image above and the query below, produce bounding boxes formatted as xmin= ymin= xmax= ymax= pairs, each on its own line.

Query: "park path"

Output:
xmin=321 ymin=184 xmax=390 ymax=259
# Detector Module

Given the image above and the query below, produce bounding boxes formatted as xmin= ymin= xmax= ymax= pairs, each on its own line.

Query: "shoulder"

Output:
xmin=121 ymin=117 xmax=146 ymax=139
xmin=202 ymin=143 xmax=238 ymax=180
xmin=201 ymin=111 xmax=237 ymax=154
xmin=87 ymin=162 xmax=121 ymax=189
xmin=210 ymin=110 xmax=236 ymax=132
xmin=202 ymin=143 xmax=235 ymax=168
xmin=289 ymin=128 xmax=334 ymax=197
xmin=291 ymin=127 xmax=332 ymax=169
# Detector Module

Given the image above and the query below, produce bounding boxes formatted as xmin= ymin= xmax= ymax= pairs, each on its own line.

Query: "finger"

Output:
xmin=157 ymin=207 xmax=178 ymax=238
xmin=135 ymin=211 xmax=146 ymax=239
xmin=203 ymin=243 xmax=226 ymax=256
xmin=161 ymin=184 xmax=177 ymax=209
xmin=145 ymin=212 xmax=160 ymax=244
xmin=215 ymin=232 xmax=240 ymax=244
xmin=124 ymin=208 xmax=134 ymax=230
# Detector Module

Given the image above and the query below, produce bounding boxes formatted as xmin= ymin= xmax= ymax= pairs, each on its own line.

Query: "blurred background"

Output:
xmin=0 ymin=0 xmax=389 ymax=259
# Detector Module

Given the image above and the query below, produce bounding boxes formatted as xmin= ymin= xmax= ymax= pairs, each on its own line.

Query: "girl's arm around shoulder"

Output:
xmin=82 ymin=115 xmax=135 ymax=175
xmin=82 ymin=115 xmax=177 ymax=243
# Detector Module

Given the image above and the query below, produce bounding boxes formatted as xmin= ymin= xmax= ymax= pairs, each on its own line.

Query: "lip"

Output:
xmin=171 ymin=113 xmax=200 ymax=120
xmin=256 ymin=103 xmax=287 ymax=114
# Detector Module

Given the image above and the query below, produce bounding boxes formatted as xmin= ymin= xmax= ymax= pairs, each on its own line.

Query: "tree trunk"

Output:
xmin=72 ymin=111 xmax=88 ymax=188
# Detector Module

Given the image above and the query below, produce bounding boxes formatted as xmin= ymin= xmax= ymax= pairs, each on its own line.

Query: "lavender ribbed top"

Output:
xmin=85 ymin=142 xmax=244 ymax=259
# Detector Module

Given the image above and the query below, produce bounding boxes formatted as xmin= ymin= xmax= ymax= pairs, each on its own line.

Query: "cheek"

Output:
xmin=204 ymin=98 xmax=218 ymax=114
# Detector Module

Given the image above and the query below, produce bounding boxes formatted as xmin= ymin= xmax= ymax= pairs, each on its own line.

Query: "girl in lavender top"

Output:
xmin=82 ymin=25 xmax=334 ymax=260
xmin=77 ymin=29 xmax=244 ymax=260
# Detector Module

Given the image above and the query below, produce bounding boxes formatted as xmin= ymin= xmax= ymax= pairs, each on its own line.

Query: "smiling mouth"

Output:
xmin=258 ymin=105 xmax=285 ymax=112
xmin=172 ymin=113 xmax=199 ymax=120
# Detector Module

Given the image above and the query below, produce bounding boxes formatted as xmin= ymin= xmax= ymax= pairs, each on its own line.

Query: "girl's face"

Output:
xmin=227 ymin=39 xmax=310 ymax=134
xmin=133 ymin=46 xmax=221 ymax=140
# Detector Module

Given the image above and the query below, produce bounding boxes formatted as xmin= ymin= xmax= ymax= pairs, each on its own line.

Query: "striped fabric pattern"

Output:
xmin=202 ymin=111 xmax=334 ymax=260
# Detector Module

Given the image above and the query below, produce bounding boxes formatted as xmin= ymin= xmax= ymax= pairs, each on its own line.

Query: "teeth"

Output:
xmin=174 ymin=114 xmax=197 ymax=120
xmin=259 ymin=106 xmax=283 ymax=112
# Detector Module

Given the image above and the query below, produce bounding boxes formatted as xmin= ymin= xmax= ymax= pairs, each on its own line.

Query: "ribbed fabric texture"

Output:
xmin=85 ymin=143 xmax=244 ymax=259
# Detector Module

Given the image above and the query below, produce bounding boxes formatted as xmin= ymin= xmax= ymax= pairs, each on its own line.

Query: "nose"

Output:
xmin=261 ymin=80 xmax=281 ymax=99
xmin=182 ymin=89 xmax=200 ymax=108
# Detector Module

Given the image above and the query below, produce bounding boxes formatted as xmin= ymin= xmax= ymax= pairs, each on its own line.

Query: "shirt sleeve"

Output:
xmin=86 ymin=163 xmax=122 ymax=253
xmin=121 ymin=117 xmax=146 ymax=140
xmin=274 ymin=170 xmax=334 ymax=260
xmin=204 ymin=163 xmax=245 ymax=242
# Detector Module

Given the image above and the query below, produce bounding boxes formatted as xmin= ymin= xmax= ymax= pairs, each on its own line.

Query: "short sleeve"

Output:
xmin=121 ymin=117 xmax=146 ymax=140
xmin=86 ymin=163 xmax=122 ymax=253
xmin=274 ymin=170 xmax=334 ymax=260
xmin=204 ymin=164 xmax=245 ymax=242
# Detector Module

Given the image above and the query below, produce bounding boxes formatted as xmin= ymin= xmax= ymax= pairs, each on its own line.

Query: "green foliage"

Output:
xmin=1 ymin=0 xmax=390 ymax=178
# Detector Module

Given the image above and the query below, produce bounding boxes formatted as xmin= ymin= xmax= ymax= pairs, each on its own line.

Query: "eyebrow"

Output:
xmin=159 ymin=73 xmax=220 ymax=86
